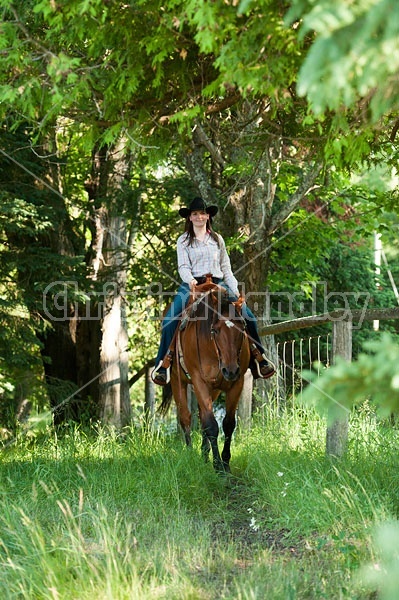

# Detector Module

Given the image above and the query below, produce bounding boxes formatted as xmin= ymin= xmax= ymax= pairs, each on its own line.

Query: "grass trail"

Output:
xmin=1 ymin=409 xmax=399 ymax=599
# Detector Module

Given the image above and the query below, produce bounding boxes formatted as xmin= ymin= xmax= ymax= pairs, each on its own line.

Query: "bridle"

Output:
xmin=195 ymin=297 xmax=247 ymax=381
xmin=210 ymin=313 xmax=246 ymax=365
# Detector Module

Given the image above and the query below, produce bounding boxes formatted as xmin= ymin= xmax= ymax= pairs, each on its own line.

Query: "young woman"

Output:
xmin=151 ymin=197 xmax=275 ymax=385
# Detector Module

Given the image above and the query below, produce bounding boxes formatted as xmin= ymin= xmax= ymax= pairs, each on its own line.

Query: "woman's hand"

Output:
xmin=189 ymin=279 xmax=198 ymax=291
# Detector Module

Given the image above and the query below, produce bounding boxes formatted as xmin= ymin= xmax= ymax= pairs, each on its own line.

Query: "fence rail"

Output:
xmin=259 ymin=307 xmax=399 ymax=336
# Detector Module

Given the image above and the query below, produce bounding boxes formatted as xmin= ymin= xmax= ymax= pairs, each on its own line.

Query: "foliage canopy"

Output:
xmin=287 ymin=0 xmax=399 ymax=122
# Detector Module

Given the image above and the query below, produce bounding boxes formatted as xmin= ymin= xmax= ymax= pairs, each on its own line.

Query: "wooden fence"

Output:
xmin=258 ymin=306 xmax=399 ymax=457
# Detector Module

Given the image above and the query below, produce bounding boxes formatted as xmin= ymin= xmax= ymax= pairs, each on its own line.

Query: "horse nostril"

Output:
xmin=222 ymin=366 xmax=240 ymax=381
xmin=232 ymin=366 xmax=240 ymax=380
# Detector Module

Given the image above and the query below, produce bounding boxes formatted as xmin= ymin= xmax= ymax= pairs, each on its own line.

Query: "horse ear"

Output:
xmin=210 ymin=291 xmax=218 ymax=306
xmin=233 ymin=296 xmax=245 ymax=313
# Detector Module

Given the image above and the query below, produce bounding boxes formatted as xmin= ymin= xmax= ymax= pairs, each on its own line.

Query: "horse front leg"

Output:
xmin=201 ymin=430 xmax=211 ymax=462
xmin=221 ymin=385 xmax=243 ymax=472
xmin=200 ymin=390 xmax=220 ymax=464
xmin=192 ymin=380 xmax=225 ymax=472
xmin=221 ymin=411 xmax=235 ymax=473
xmin=202 ymin=410 xmax=224 ymax=472
xmin=197 ymin=401 xmax=223 ymax=471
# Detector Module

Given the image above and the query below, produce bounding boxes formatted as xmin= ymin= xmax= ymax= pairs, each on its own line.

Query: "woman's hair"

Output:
xmin=183 ymin=216 xmax=220 ymax=246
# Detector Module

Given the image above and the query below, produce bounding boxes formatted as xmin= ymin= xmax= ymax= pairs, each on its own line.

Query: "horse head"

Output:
xmin=209 ymin=292 xmax=247 ymax=382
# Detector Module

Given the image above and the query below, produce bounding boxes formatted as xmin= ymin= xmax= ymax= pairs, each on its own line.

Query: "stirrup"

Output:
xmin=151 ymin=361 xmax=171 ymax=385
xmin=254 ymin=356 xmax=276 ymax=379
xmin=250 ymin=344 xmax=276 ymax=379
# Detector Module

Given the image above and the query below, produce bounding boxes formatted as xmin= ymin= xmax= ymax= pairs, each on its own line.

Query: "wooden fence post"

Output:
xmin=326 ymin=320 xmax=352 ymax=457
xmin=144 ymin=367 xmax=155 ymax=428
xmin=237 ymin=369 xmax=253 ymax=431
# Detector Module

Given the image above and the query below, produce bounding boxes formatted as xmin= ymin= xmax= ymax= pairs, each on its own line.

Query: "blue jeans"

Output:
xmin=154 ymin=282 xmax=265 ymax=366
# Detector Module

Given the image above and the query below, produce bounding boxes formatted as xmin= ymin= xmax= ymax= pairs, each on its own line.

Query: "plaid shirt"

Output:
xmin=177 ymin=232 xmax=239 ymax=296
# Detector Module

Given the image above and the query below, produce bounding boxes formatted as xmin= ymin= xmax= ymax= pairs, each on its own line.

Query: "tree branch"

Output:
xmin=129 ymin=359 xmax=155 ymax=387
xmin=267 ymin=163 xmax=323 ymax=235
xmin=158 ymin=92 xmax=241 ymax=125
xmin=192 ymin=123 xmax=225 ymax=168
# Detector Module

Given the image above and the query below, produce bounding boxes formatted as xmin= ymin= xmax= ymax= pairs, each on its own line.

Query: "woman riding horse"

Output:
xmin=151 ymin=196 xmax=275 ymax=385
xmin=160 ymin=282 xmax=251 ymax=472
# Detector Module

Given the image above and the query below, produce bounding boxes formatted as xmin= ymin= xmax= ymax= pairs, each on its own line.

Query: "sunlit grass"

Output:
xmin=1 ymin=406 xmax=399 ymax=598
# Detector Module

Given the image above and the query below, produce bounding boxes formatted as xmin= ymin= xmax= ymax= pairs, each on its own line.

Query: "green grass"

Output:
xmin=1 ymin=408 xmax=399 ymax=599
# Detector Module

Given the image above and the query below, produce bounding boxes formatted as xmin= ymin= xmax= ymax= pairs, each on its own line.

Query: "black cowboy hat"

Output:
xmin=178 ymin=197 xmax=218 ymax=218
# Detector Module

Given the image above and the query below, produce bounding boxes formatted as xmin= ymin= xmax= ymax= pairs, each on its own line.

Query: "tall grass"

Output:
xmin=1 ymin=406 xmax=399 ymax=599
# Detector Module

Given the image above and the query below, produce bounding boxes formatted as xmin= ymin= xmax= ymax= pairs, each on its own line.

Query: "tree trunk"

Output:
xmin=144 ymin=367 xmax=156 ymax=428
xmin=87 ymin=144 xmax=132 ymax=428
xmin=99 ymin=288 xmax=131 ymax=427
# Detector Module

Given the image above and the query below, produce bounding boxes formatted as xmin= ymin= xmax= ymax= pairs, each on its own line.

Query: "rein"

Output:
xmin=193 ymin=294 xmax=246 ymax=382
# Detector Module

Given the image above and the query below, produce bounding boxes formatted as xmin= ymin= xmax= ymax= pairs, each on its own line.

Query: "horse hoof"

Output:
xmin=214 ymin=462 xmax=231 ymax=475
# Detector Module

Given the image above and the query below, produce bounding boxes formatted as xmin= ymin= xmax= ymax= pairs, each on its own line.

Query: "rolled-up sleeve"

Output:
xmin=177 ymin=236 xmax=194 ymax=284
xmin=218 ymin=235 xmax=239 ymax=296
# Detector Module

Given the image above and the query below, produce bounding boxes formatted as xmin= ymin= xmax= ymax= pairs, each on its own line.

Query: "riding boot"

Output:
xmin=162 ymin=349 xmax=173 ymax=369
xmin=249 ymin=343 xmax=276 ymax=380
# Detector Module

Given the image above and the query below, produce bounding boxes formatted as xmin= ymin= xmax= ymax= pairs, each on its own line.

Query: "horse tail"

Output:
xmin=159 ymin=383 xmax=173 ymax=416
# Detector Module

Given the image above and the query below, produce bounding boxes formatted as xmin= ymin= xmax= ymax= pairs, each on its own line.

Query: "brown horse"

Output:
xmin=160 ymin=281 xmax=250 ymax=473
